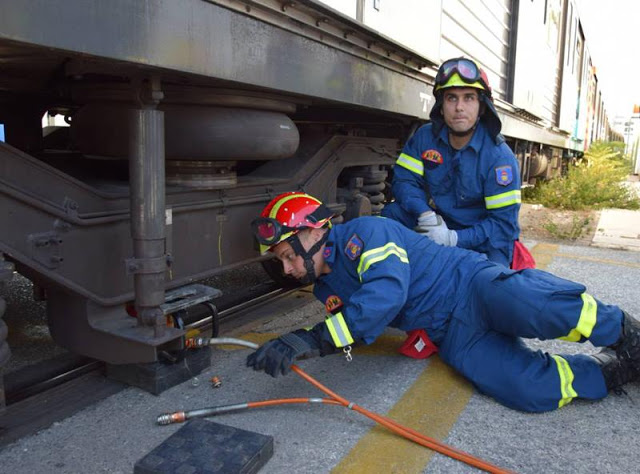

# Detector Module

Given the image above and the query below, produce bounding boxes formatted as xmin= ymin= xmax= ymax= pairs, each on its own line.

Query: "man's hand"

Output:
xmin=416 ymin=211 xmax=438 ymax=229
xmin=246 ymin=332 xmax=316 ymax=377
xmin=419 ymin=216 xmax=458 ymax=247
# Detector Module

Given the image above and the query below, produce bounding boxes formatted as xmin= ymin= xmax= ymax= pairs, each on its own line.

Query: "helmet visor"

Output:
xmin=251 ymin=217 xmax=298 ymax=246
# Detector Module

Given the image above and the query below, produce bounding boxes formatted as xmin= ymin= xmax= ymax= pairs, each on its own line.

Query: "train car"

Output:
xmin=0 ymin=0 xmax=621 ymax=399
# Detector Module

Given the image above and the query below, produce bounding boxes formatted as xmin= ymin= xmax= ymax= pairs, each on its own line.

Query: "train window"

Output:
xmin=0 ymin=123 xmax=4 ymax=142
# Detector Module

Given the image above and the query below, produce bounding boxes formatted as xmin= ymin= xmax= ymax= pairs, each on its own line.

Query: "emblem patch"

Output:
xmin=323 ymin=244 xmax=333 ymax=259
xmin=421 ymin=149 xmax=443 ymax=164
xmin=325 ymin=295 xmax=343 ymax=314
xmin=495 ymin=165 xmax=513 ymax=186
xmin=344 ymin=233 xmax=363 ymax=260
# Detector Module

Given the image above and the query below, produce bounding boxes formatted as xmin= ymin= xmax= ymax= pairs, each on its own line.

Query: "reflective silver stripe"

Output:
xmin=552 ymin=355 xmax=578 ymax=408
xmin=485 ymin=190 xmax=521 ymax=209
xmin=325 ymin=312 xmax=354 ymax=347
xmin=356 ymin=242 xmax=409 ymax=282
xmin=559 ymin=293 xmax=597 ymax=342
xmin=396 ymin=152 xmax=424 ymax=176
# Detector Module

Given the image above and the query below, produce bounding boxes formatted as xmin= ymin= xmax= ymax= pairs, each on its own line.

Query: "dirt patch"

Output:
xmin=519 ymin=203 xmax=600 ymax=245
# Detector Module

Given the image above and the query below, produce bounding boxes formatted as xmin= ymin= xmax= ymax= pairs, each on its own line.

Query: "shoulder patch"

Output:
xmin=495 ymin=165 xmax=513 ymax=186
xmin=323 ymin=241 xmax=334 ymax=259
xmin=344 ymin=233 xmax=363 ymax=260
xmin=421 ymin=149 xmax=443 ymax=164
xmin=325 ymin=295 xmax=343 ymax=314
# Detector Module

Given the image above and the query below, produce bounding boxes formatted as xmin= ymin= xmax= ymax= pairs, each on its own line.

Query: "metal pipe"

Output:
xmin=128 ymin=103 xmax=166 ymax=333
xmin=185 ymin=337 xmax=259 ymax=350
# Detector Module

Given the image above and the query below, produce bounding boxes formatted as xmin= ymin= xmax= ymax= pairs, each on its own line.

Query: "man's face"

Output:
xmin=441 ymin=87 xmax=481 ymax=135
xmin=272 ymin=230 xmax=323 ymax=281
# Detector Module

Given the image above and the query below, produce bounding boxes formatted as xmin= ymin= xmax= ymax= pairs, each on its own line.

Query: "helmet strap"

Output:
xmin=288 ymin=229 xmax=329 ymax=284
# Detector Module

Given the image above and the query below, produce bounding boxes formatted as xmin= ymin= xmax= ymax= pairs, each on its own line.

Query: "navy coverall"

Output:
xmin=307 ymin=216 xmax=621 ymax=412
xmin=382 ymin=122 xmax=521 ymax=266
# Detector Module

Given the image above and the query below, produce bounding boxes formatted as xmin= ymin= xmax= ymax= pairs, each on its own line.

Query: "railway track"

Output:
xmin=0 ymin=281 xmax=313 ymax=447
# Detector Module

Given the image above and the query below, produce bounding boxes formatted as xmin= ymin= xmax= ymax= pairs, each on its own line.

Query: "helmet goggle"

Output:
xmin=251 ymin=218 xmax=298 ymax=246
xmin=434 ymin=58 xmax=490 ymax=94
xmin=251 ymin=204 xmax=333 ymax=248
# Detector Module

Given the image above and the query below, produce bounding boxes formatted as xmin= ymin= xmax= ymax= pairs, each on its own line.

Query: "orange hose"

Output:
xmin=246 ymin=398 xmax=342 ymax=409
xmin=291 ymin=365 xmax=513 ymax=474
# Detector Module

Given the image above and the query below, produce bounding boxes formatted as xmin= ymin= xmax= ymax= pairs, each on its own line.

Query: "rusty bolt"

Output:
xmin=210 ymin=376 xmax=222 ymax=388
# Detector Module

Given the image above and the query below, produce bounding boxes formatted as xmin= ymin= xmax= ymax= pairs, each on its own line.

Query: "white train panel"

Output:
xmin=512 ymin=0 xmax=562 ymax=125
xmin=361 ymin=0 xmax=442 ymax=62
xmin=440 ymin=0 xmax=512 ymax=101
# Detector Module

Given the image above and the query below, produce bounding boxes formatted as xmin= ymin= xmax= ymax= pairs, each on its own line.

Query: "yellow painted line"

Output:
xmin=554 ymin=252 xmax=640 ymax=269
xmin=530 ymin=242 xmax=640 ymax=269
xmin=332 ymin=357 xmax=473 ymax=473
xmin=530 ymin=243 xmax=558 ymax=270
xmin=234 ymin=332 xmax=473 ymax=471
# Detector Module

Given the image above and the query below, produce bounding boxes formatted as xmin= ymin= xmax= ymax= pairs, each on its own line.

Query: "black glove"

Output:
xmin=246 ymin=331 xmax=317 ymax=377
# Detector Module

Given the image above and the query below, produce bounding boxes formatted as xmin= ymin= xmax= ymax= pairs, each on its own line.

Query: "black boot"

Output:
xmin=611 ymin=311 xmax=640 ymax=368
xmin=591 ymin=348 xmax=639 ymax=392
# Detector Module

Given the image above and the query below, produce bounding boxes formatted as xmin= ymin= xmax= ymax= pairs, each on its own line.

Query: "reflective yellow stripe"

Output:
xmin=559 ymin=293 xmax=597 ymax=342
xmin=485 ymin=190 xmax=521 ymax=209
xmin=325 ymin=312 xmax=354 ymax=347
xmin=552 ymin=355 xmax=578 ymax=408
xmin=396 ymin=153 xmax=424 ymax=176
xmin=356 ymin=243 xmax=409 ymax=282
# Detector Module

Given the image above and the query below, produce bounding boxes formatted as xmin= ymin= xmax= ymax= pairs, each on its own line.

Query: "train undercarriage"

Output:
xmin=0 ymin=0 xmax=588 ymax=401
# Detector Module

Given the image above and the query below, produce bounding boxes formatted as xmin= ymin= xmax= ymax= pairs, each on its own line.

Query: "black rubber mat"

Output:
xmin=135 ymin=419 xmax=274 ymax=474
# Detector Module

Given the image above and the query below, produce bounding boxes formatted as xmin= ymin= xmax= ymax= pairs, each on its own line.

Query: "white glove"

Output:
xmin=416 ymin=211 xmax=438 ymax=230
xmin=420 ymin=216 xmax=458 ymax=247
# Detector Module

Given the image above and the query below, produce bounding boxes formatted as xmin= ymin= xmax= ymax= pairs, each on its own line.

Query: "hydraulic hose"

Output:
xmin=173 ymin=337 xmax=512 ymax=474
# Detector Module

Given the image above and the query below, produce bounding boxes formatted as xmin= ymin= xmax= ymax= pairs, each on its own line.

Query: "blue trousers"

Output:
xmin=437 ymin=266 xmax=623 ymax=412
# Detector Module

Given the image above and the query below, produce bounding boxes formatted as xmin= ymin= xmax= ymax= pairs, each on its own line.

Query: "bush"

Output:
xmin=523 ymin=141 xmax=640 ymax=210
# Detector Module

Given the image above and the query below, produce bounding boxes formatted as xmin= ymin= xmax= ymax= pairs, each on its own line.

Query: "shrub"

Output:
xmin=523 ymin=141 xmax=640 ymax=210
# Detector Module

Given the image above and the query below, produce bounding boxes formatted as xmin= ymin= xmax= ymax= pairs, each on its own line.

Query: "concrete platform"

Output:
xmin=0 ymin=242 xmax=639 ymax=473
xmin=592 ymin=209 xmax=640 ymax=251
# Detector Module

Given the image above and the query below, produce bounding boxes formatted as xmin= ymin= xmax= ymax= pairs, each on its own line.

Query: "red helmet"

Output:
xmin=252 ymin=192 xmax=333 ymax=253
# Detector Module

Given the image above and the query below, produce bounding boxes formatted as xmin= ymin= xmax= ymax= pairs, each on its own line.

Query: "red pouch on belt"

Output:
xmin=398 ymin=329 xmax=438 ymax=359
xmin=511 ymin=240 xmax=536 ymax=270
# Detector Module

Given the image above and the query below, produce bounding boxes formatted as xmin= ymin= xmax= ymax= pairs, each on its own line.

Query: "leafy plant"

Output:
xmin=542 ymin=215 xmax=592 ymax=240
xmin=523 ymin=141 xmax=640 ymax=210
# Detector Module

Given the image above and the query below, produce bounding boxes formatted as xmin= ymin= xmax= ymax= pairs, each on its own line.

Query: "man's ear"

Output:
xmin=310 ymin=227 xmax=325 ymax=243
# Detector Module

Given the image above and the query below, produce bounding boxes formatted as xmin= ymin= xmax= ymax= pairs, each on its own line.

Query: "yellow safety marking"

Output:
xmin=530 ymin=242 xmax=640 ymax=270
xmin=530 ymin=243 xmax=558 ymax=270
xmin=233 ymin=334 xmax=473 ymax=472
xmin=332 ymin=356 xmax=473 ymax=474
xmin=554 ymin=252 xmax=640 ymax=269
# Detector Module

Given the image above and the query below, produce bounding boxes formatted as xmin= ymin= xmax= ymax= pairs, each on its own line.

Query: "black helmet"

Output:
xmin=429 ymin=57 xmax=503 ymax=144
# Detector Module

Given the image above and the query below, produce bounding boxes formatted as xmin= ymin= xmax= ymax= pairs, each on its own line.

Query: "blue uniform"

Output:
xmin=382 ymin=122 xmax=521 ymax=266
xmin=309 ymin=216 xmax=622 ymax=412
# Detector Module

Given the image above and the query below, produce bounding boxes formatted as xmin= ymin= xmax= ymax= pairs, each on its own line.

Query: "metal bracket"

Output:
xmin=125 ymin=254 xmax=171 ymax=275
xmin=27 ymin=231 xmax=64 ymax=269
xmin=159 ymin=284 xmax=223 ymax=315
xmin=63 ymin=197 xmax=79 ymax=218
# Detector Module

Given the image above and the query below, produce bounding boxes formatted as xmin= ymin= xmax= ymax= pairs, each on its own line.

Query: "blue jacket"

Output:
xmin=391 ymin=122 xmax=521 ymax=265
xmin=311 ymin=216 xmax=493 ymax=348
